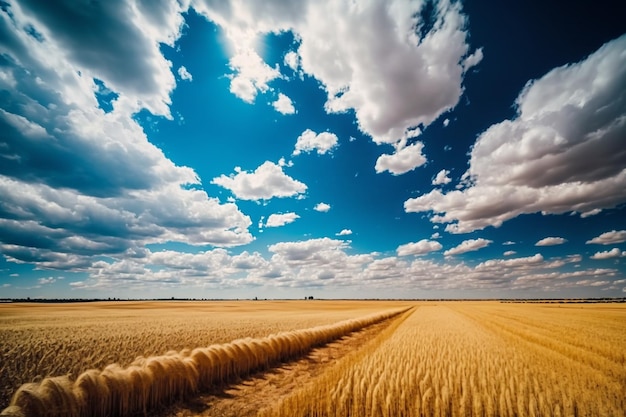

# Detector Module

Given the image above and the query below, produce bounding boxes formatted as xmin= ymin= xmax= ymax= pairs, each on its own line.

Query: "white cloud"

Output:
xmin=194 ymin=0 xmax=479 ymax=170
xmin=432 ymin=169 xmax=452 ymax=185
xmin=272 ymin=93 xmax=296 ymax=114
xmin=587 ymin=230 xmax=626 ymax=245
xmin=580 ymin=208 xmax=602 ymax=218
xmin=591 ymin=248 xmax=626 ymax=260
xmin=212 ymin=161 xmax=307 ymax=201
xmin=278 ymin=157 xmax=293 ymax=168
xmin=7 ymin=0 xmax=186 ymax=117
xmin=284 ymin=50 xmax=299 ymax=71
xmin=336 ymin=229 xmax=352 ymax=236
xmin=476 ymin=254 xmax=545 ymax=270
xmin=397 ymin=239 xmax=442 ymax=256
xmin=228 ymin=49 xmax=281 ymax=103
xmin=504 ymin=250 xmax=516 ymax=256
xmin=75 ymin=244 xmax=619 ymax=294
xmin=177 ymin=66 xmax=193 ymax=81
xmin=463 ymin=47 xmax=484 ymax=72
xmin=431 ymin=232 xmax=441 ymax=239
xmin=293 ymin=129 xmax=339 ymax=156
xmin=265 ymin=212 xmax=300 ymax=228
xmin=444 ymin=238 xmax=492 ymax=256
xmin=269 ymin=238 xmax=348 ymax=263
xmin=266 ymin=239 xmax=370 ymax=285
xmin=443 ymin=118 xmax=450 ymax=127
xmin=314 ymin=202 xmax=331 ymax=212
xmin=405 ymin=35 xmax=626 ymax=233
xmin=38 ymin=277 xmax=56 ymax=285
xmin=296 ymin=1 xmax=476 ymax=146
xmin=375 ymin=142 xmax=427 ymax=175
xmin=0 ymin=3 xmax=254 ymax=272
xmin=503 ymin=241 xmax=516 ymax=245
xmin=535 ymin=237 xmax=567 ymax=246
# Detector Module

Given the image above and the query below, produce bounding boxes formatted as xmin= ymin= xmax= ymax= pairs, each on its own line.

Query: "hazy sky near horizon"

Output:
xmin=1 ymin=0 xmax=625 ymax=299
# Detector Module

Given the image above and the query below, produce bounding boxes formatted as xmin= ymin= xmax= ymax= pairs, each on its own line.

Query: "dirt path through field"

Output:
xmin=155 ymin=316 xmax=399 ymax=417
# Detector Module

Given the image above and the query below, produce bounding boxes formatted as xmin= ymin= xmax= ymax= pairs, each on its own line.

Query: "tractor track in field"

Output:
xmin=154 ymin=312 xmax=409 ymax=417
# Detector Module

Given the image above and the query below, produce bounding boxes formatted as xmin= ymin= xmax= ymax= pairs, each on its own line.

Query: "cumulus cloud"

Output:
xmin=272 ymin=93 xmax=296 ymax=114
xmin=336 ymin=229 xmax=352 ymax=236
xmin=397 ymin=239 xmax=442 ymax=256
xmin=193 ymin=0 xmax=479 ymax=171
xmin=375 ymin=142 xmax=427 ymax=175
xmin=296 ymin=1 xmax=476 ymax=146
xmin=212 ymin=161 xmax=307 ymax=200
xmin=284 ymin=50 xmax=299 ymax=71
xmin=444 ymin=238 xmax=492 ymax=256
xmin=293 ymin=129 xmax=339 ymax=156
xmin=0 ymin=2 xmax=254 ymax=272
xmin=278 ymin=157 xmax=293 ymax=168
xmin=587 ymin=230 xmax=626 ymax=245
xmin=535 ymin=237 xmax=567 ymax=246
xmin=314 ymin=202 xmax=331 ymax=212
xmin=591 ymin=248 xmax=626 ymax=260
xmin=504 ymin=250 xmax=517 ymax=256
xmin=177 ymin=66 xmax=193 ymax=81
xmin=265 ymin=212 xmax=300 ymax=228
xmin=269 ymin=238 xmax=347 ymax=260
xmin=476 ymin=254 xmax=545 ymax=271
xmin=9 ymin=0 xmax=187 ymax=117
xmin=74 ymin=244 xmax=619 ymax=294
xmin=462 ymin=47 xmax=483 ymax=71
xmin=405 ymin=35 xmax=626 ymax=233
xmin=228 ymin=49 xmax=281 ymax=103
xmin=432 ymin=169 xmax=452 ymax=185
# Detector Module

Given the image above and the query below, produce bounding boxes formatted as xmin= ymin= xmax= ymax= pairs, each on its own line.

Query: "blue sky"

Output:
xmin=1 ymin=0 xmax=625 ymax=299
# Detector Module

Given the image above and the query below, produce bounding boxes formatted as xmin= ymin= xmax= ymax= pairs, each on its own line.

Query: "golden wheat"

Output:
xmin=261 ymin=303 xmax=626 ymax=417
xmin=0 ymin=307 xmax=407 ymax=417
xmin=0 ymin=300 xmax=406 ymax=408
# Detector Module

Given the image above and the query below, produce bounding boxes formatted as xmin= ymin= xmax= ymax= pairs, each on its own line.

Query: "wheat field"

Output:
xmin=262 ymin=302 xmax=626 ymax=417
xmin=1 ymin=301 xmax=625 ymax=416
xmin=0 ymin=300 xmax=407 ymax=411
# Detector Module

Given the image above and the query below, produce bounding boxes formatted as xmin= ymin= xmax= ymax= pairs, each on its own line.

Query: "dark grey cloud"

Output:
xmin=16 ymin=0 xmax=177 ymax=110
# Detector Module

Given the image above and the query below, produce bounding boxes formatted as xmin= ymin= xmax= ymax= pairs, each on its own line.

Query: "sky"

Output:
xmin=0 ymin=0 xmax=625 ymax=300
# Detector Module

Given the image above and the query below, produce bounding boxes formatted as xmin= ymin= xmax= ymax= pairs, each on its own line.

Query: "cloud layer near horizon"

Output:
xmin=70 ymin=237 xmax=618 ymax=295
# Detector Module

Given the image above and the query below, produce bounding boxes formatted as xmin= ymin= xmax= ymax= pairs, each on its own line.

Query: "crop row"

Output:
xmin=262 ymin=304 xmax=626 ymax=416
xmin=0 ymin=308 xmax=407 ymax=417
xmin=0 ymin=301 xmax=400 ymax=408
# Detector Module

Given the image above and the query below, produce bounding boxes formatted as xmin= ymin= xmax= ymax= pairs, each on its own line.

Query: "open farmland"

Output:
xmin=1 ymin=301 xmax=625 ymax=416
xmin=0 ymin=300 xmax=409 ymax=412
xmin=263 ymin=303 xmax=626 ymax=417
